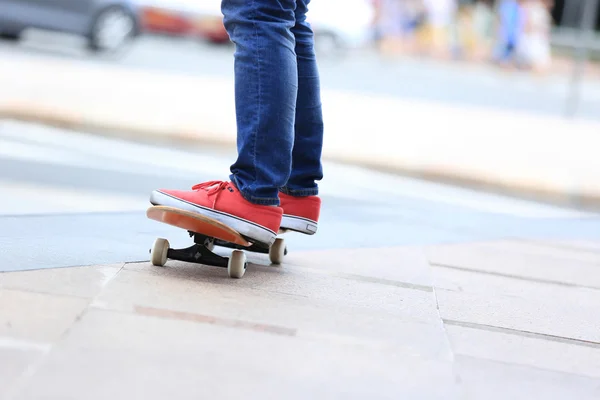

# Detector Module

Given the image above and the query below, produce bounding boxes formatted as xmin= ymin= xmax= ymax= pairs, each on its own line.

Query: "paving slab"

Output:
xmin=95 ymin=262 xmax=450 ymax=360
xmin=426 ymin=239 xmax=600 ymax=288
xmin=9 ymin=308 xmax=461 ymax=400
xmin=445 ymin=324 xmax=600 ymax=379
xmin=119 ymin=257 xmax=438 ymax=322
xmin=0 ymin=346 xmax=46 ymax=399
xmin=0 ymin=264 xmax=122 ymax=298
xmin=455 ymin=355 xmax=600 ymax=400
xmin=3 ymin=237 xmax=600 ymax=398
xmin=0 ymin=289 xmax=89 ymax=343
xmin=434 ymin=274 xmax=600 ymax=343
xmin=285 ymin=246 xmax=434 ymax=289
xmin=429 ymin=240 xmax=600 ymax=343
xmin=432 ymin=263 xmax=600 ymax=304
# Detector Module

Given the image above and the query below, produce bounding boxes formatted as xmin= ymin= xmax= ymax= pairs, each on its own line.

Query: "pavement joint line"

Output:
xmin=456 ymin=353 xmax=600 ymax=381
xmin=286 ymin=265 xmax=434 ymax=293
xmin=0 ymin=264 xmax=125 ymax=298
xmin=333 ymin=272 xmax=434 ymax=293
xmin=443 ymin=319 xmax=600 ymax=349
xmin=0 ymin=348 xmax=53 ymax=400
xmin=429 ymin=285 xmax=463 ymax=393
xmin=430 ymin=262 xmax=600 ymax=291
xmin=1 ymin=261 xmax=131 ymax=399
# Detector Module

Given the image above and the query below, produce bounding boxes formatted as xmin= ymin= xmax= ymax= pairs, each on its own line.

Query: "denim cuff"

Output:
xmin=280 ymin=186 xmax=319 ymax=197
xmin=231 ymin=176 xmax=281 ymax=206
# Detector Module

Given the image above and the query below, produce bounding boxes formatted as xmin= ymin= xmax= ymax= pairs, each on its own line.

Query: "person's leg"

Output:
xmin=223 ymin=0 xmax=298 ymax=206
xmin=150 ymin=0 xmax=299 ymax=245
xmin=281 ymin=0 xmax=323 ymax=196
xmin=279 ymin=0 xmax=324 ymax=235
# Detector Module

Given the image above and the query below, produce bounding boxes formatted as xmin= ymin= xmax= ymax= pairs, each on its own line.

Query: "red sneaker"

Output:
xmin=278 ymin=192 xmax=321 ymax=235
xmin=150 ymin=181 xmax=282 ymax=245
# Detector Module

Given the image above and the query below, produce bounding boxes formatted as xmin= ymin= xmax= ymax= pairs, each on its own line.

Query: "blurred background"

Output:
xmin=1 ymin=0 xmax=600 ymax=211
xmin=1 ymin=0 xmax=599 ymax=114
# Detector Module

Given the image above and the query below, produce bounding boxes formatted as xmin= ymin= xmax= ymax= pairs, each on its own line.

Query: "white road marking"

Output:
xmin=0 ymin=180 xmax=147 ymax=215
xmin=0 ymin=120 xmax=231 ymax=176
xmin=0 ymin=120 xmax=596 ymax=219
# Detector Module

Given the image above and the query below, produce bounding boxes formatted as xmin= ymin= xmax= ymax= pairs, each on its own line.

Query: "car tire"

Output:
xmin=0 ymin=31 xmax=22 ymax=42
xmin=88 ymin=5 xmax=136 ymax=53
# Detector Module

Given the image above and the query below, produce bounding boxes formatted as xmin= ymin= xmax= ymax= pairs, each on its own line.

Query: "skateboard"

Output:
xmin=146 ymin=205 xmax=288 ymax=279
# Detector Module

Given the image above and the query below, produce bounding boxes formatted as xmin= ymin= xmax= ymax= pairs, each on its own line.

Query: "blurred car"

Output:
xmin=188 ymin=0 xmax=376 ymax=51
xmin=139 ymin=8 xmax=193 ymax=37
xmin=136 ymin=0 xmax=196 ymax=37
xmin=308 ymin=0 xmax=375 ymax=53
xmin=136 ymin=0 xmax=375 ymax=51
xmin=136 ymin=0 xmax=226 ymax=41
xmin=0 ymin=0 xmax=140 ymax=52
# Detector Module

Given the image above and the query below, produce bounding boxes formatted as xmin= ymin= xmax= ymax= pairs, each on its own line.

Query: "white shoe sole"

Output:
xmin=281 ymin=215 xmax=318 ymax=235
xmin=150 ymin=190 xmax=277 ymax=245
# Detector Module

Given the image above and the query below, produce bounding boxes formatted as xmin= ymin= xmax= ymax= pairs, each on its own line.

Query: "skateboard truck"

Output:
xmin=194 ymin=232 xmax=288 ymax=256
xmin=147 ymin=206 xmax=289 ymax=279
xmin=163 ymin=233 xmax=228 ymax=269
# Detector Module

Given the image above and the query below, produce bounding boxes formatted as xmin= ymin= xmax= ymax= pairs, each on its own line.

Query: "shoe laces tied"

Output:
xmin=191 ymin=180 xmax=230 ymax=207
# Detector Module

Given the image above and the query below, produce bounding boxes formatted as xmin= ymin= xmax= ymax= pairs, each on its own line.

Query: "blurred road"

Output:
xmin=1 ymin=31 xmax=600 ymax=121
xmin=1 ymin=119 xmax=598 ymax=272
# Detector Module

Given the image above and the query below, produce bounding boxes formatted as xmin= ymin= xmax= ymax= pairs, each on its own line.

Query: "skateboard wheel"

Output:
xmin=269 ymin=238 xmax=286 ymax=265
xmin=228 ymin=250 xmax=246 ymax=279
xmin=150 ymin=238 xmax=170 ymax=267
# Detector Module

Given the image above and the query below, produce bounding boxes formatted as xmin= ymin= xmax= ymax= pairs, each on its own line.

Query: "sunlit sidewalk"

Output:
xmin=1 ymin=239 xmax=599 ymax=399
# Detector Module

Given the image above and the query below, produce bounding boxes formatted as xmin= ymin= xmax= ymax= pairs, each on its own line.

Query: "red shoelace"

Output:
xmin=191 ymin=181 xmax=232 ymax=206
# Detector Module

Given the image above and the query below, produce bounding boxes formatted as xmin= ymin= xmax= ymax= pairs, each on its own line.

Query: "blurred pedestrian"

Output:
xmin=470 ymin=0 xmax=495 ymax=60
xmin=374 ymin=0 xmax=404 ymax=54
xmin=453 ymin=1 xmax=477 ymax=59
xmin=492 ymin=0 xmax=524 ymax=67
xmin=375 ymin=0 xmax=423 ymax=55
xmin=516 ymin=0 xmax=553 ymax=73
xmin=150 ymin=0 xmax=324 ymax=245
xmin=421 ymin=0 xmax=458 ymax=58
xmin=446 ymin=0 xmax=495 ymax=62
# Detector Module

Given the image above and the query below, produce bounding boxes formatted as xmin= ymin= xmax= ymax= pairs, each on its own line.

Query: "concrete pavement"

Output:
xmin=1 ymin=48 xmax=600 ymax=209
xmin=2 ymin=240 xmax=600 ymax=399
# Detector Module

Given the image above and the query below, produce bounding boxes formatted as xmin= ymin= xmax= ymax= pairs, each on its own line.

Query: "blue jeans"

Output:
xmin=221 ymin=0 xmax=324 ymax=206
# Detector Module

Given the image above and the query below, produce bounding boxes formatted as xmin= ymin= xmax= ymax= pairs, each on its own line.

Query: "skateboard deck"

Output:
xmin=146 ymin=205 xmax=252 ymax=247
xmin=146 ymin=205 xmax=288 ymax=279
